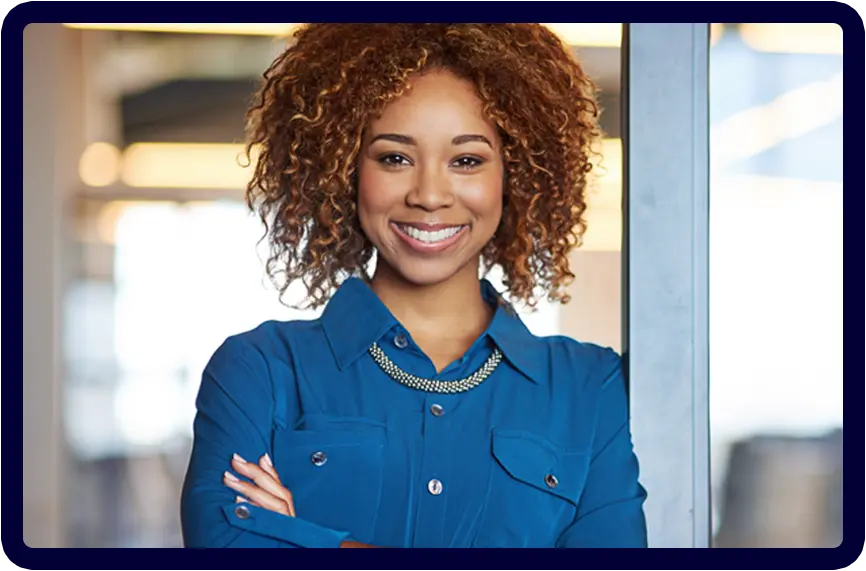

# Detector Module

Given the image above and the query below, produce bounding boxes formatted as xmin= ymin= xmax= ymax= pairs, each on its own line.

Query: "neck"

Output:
xmin=370 ymin=260 xmax=492 ymax=341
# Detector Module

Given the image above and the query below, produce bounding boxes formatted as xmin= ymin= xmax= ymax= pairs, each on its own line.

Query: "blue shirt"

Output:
xmin=180 ymin=278 xmax=648 ymax=548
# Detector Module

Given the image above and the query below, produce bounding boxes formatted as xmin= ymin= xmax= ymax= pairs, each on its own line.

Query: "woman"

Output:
xmin=180 ymin=23 xmax=647 ymax=548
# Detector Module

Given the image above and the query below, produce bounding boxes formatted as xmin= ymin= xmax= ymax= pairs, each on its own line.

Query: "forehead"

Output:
xmin=367 ymin=69 xmax=497 ymax=138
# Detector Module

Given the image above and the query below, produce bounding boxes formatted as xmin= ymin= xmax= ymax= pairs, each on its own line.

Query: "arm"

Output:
xmin=180 ymin=335 xmax=354 ymax=548
xmin=222 ymin=453 xmax=381 ymax=548
xmin=556 ymin=349 xmax=648 ymax=548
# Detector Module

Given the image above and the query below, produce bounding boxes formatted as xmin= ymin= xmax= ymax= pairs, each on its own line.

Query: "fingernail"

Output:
xmin=232 ymin=453 xmax=247 ymax=464
xmin=235 ymin=496 xmax=247 ymax=503
xmin=262 ymin=453 xmax=273 ymax=467
xmin=224 ymin=471 xmax=239 ymax=483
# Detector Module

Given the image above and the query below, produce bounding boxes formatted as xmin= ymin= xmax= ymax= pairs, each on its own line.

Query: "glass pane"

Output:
xmin=709 ymin=23 xmax=843 ymax=548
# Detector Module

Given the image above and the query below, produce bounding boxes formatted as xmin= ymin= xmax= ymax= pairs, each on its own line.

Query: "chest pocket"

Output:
xmin=271 ymin=414 xmax=386 ymax=542
xmin=474 ymin=429 xmax=590 ymax=547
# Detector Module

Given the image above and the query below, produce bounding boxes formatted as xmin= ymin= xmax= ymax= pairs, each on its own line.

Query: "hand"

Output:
xmin=224 ymin=454 xmax=379 ymax=548
xmin=223 ymin=453 xmax=296 ymax=517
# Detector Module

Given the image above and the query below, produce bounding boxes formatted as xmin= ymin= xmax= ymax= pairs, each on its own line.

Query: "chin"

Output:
xmin=398 ymin=265 xmax=462 ymax=287
xmin=383 ymin=258 xmax=468 ymax=288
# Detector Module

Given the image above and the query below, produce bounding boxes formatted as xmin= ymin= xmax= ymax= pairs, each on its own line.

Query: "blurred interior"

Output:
xmin=22 ymin=23 xmax=842 ymax=548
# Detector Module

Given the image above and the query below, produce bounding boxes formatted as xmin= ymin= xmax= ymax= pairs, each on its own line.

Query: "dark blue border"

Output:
xmin=4 ymin=2 xmax=863 ymax=569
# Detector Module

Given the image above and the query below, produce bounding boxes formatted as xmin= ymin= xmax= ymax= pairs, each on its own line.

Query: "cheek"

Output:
xmin=358 ymin=168 xmax=405 ymax=216
xmin=460 ymin=173 xmax=504 ymax=223
xmin=356 ymin=167 xmax=396 ymax=226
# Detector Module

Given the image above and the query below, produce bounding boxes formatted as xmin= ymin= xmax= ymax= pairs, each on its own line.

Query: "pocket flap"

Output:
xmin=491 ymin=429 xmax=589 ymax=506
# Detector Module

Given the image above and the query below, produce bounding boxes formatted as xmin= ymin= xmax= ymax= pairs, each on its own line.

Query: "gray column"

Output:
xmin=23 ymin=23 xmax=85 ymax=548
xmin=621 ymin=24 xmax=711 ymax=548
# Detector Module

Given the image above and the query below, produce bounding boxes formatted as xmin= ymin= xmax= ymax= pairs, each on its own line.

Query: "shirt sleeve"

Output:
xmin=180 ymin=335 xmax=353 ymax=548
xmin=556 ymin=349 xmax=648 ymax=548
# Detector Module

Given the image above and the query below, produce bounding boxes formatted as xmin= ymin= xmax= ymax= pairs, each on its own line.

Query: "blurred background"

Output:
xmin=22 ymin=23 xmax=842 ymax=548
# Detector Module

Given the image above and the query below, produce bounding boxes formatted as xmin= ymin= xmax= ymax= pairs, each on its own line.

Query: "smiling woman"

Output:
xmin=180 ymin=23 xmax=647 ymax=548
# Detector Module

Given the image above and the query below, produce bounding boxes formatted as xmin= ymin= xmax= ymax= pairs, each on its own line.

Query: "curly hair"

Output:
xmin=244 ymin=23 xmax=601 ymax=310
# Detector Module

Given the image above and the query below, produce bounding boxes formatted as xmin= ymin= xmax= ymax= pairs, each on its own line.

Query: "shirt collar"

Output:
xmin=479 ymin=280 xmax=546 ymax=385
xmin=320 ymin=277 xmax=546 ymax=384
xmin=320 ymin=277 xmax=400 ymax=371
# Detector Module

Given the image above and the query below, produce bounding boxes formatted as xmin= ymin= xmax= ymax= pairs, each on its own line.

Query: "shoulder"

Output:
xmin=534 ymin=333 xmax=621 ymax=369
xmin=532 ymin=334 xmax=624 ymax=389
xmin=197 ymin=318 xmax=326 ymax=414
xmin=205 ymin=318 xmax=325 ymax=372
xmin=542 ymin=335 xmax=620 ymax=363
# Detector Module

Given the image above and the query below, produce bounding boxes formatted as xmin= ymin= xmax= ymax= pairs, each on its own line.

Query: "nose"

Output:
xmin=406 ymin=164 xmax=454 ymax=211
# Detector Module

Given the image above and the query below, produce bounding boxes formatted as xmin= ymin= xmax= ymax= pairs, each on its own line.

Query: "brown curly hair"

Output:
xmin=244 ymin=23 xmax=601 ymax=310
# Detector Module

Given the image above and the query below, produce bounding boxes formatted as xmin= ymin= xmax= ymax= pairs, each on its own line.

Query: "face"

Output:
xmin=356 ymin=69 xmax=504 ymax=288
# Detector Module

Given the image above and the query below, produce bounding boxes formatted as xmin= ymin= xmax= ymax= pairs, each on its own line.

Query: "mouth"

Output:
xmin=390 ymin=221 xmax=469 ymax=254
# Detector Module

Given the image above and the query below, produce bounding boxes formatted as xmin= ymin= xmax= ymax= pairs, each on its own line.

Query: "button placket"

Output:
xmin=425 ymin=399 xmax=445 ymax=498
xmin=413 ymin=395 xmax=452 ymax=546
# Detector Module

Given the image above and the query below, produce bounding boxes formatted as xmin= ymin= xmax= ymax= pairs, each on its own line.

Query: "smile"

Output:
xmin=391 ymin=222 xmax=469 ymax=253
xmin=397 ymin=224 xmax=465 ymax=243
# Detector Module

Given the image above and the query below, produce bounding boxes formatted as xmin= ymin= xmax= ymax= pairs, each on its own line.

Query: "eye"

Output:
xmin=452 ymin=156 xmax=483 ymax=170
xmin=378 ymin=153 xmax=412 ymax=168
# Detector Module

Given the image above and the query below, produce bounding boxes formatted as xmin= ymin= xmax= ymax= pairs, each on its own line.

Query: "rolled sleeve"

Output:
xmin=557 ymin=349 xmax=648 ymax=548
xmin=180 ymin=335 xmax=352 ymax=548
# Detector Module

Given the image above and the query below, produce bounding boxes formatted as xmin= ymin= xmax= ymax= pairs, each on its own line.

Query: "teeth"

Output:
xmin=401 ymin=225 xmax=463 ymax=243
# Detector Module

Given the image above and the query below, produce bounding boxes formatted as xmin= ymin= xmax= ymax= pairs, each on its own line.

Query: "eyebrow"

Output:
xmin=370 ymin=133 xmax=494 ymax=149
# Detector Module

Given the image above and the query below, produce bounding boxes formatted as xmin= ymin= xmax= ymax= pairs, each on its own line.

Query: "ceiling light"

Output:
xmin=79 ymin=142 xmax=122 ymax=187
xmin=120 ymin=143 xmax=257 ymax=189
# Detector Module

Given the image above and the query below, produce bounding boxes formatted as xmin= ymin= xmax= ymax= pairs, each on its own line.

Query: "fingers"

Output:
xmin=257 ymin=454 xmax=296 ymax=517
xmin=223 ymin=453 xmax=296 ymax=517
xmin=234 ymin=453 xmax=296 ymax=517
xmin=223 ymin=471 xmax=293 ymax=515
xmin=231 ymin=453 xmax=282 ymax=496
xmin=258 ymin=453 xmax=281 ymax=483
xmin=235 ymin=495 xmax=258 ymax=507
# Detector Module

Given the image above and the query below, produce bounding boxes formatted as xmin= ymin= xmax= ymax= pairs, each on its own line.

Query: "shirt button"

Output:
xmin=427 ymin=478 xmax=443 ymax=495
xmin=311 ymin=451 xmax=328 ymax=466
xmin=394 ymin=333 xmax=409 ymax=349
xmin=234 ymin=504 xmax=251 ymax=519
xmin=430 ymin=404 xmax=444 ymax=417
xmin=545 ymin=474 xmax=559 ymax=489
